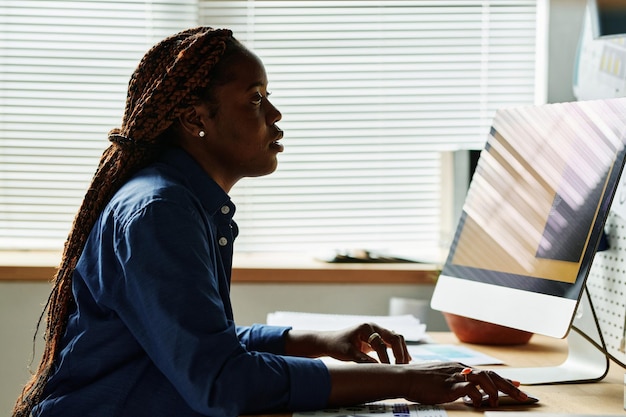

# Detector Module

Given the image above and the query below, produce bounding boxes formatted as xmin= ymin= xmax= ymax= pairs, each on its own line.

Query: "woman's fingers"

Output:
xmin=365 ymin=331 xmax=391 ymax=363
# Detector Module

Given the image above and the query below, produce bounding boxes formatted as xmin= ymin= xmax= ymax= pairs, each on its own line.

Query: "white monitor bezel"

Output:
xmin=432 ymin=274 xmax=577 ymax=339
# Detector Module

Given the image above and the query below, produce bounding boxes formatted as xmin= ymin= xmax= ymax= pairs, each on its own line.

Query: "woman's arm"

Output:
xmin=284 ymin=325 xmax=528 ymax=408
xmin=325 ymin=361 xmax=527 ymax=408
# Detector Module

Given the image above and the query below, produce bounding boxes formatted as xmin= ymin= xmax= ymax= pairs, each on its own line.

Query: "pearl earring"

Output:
xmin=198 ymin=130 xmax=205 ymax=138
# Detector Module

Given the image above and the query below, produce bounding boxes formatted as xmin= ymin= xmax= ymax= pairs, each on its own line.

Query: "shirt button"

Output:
xmin=218 ymin=237 xmax=228 ymax=246
xmin=221 ymin=205 xmax=230 ymax=215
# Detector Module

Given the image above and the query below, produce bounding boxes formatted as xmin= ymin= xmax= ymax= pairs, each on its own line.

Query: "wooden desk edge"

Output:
xmin=0 ymin=251 xmax=441 ymax=284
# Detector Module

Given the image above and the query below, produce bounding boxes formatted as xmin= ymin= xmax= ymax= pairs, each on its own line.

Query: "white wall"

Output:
xmin=546 ymin=0 xmax=587 ymax=103
xmin=1 ymin=282 xmax=51 ymax=416
xmin=230 ymin=282 xmax=445 ymax=327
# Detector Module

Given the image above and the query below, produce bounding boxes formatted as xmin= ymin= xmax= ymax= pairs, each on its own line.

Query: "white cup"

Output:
xmin=389 ymin=297 xmax=429 ymax=322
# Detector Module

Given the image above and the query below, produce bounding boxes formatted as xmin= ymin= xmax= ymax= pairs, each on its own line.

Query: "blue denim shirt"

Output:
xmin=34 ymin=147 xmax=330 ymax=417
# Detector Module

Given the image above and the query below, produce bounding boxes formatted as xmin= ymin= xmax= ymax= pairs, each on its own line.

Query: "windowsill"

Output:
xmin=0 ymin=251 xmax=441 ymax=284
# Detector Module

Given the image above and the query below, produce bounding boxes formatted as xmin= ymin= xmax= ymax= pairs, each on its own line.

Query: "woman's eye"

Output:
xmin=251 ymin=91 xmax=272 ymax=105
xmin=251 ymin=93 xmax=263 ymax=105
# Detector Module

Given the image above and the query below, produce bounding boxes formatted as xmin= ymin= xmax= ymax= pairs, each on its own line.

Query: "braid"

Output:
xmin=12 ymin=27 xmax=235 ymax=417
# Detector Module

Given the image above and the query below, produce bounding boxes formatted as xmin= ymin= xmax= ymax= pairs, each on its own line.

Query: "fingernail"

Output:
xmin=519 ymin=391 xmax=528 ymax=400
xmin=512 ymin=380 xmax=521 ymax=387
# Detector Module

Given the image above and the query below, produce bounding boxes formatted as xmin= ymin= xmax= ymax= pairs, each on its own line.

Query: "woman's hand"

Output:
xmin=325 ymin=361 xmax=528 ymax=408
xmin=401 ymin=362 xmax=527 ymax=407
xmin=284 ymin=323 xmax=411 ymax=364
xmin=286 ymin=327 xmax=528 ymax=407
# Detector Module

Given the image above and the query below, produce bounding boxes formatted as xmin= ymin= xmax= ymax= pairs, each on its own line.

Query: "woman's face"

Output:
xmin=199 ymin=50 xmax=283 ymax=188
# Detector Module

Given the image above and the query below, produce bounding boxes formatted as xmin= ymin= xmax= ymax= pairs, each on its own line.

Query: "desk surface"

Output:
xmin=253 ymin=332 xmax=625 ymax=416
xmin=430 ymin=332 xmax=625 ymax=415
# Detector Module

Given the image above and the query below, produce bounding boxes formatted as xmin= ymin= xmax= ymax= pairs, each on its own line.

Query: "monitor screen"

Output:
xmin=431 ymin=98 xmax=626 ymax=339
xmin=588 ymin=0 xmax=626 ymax=39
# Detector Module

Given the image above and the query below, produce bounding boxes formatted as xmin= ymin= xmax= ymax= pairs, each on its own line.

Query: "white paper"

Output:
xmin=407 ymin=344 xmax=504 ymax=366
xmin=294 ymin=402 xmax=446 ymax=417
xmin=266 ymin=311 xmax=427 ymax=342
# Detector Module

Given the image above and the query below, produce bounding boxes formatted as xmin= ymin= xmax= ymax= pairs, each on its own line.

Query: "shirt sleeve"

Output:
xmin=236 ymin=324 xmax=292 ymax=354
xmin=93 ymin=195 xmax=331 ymax=416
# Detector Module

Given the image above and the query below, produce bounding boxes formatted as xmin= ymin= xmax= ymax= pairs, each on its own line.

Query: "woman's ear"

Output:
xmin=177 ymin=105 xmax=208 ymax=139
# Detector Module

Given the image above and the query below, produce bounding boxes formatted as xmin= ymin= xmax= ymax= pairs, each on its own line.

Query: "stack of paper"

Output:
xmin=266 ymin=311 xmax=428 ymax=342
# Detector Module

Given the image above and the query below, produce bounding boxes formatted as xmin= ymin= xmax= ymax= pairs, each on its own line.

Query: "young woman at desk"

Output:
xmin=12 ymin=28 xmax=528 ymax=417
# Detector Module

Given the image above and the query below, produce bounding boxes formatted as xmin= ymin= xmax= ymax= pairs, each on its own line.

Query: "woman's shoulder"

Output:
xmin=105 ymin=162 xmax=200 ymax=225
xmin=121 ymin=163 xmax=192 ymax=202
xmin=104 ymin=148 xmax=227 ymax=226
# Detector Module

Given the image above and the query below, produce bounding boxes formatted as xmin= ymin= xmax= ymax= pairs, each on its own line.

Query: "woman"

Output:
xmin=13 ymin=27 xmax=527 ymax=417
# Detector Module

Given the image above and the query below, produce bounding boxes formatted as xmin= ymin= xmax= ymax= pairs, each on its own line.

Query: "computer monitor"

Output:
xmin=573 ymin=0 xmax=626 ymax=101
xmin=431 ymin=97 xmax=626 ymax=384
xmin=588 ymin=0 xmax=626 ymax=39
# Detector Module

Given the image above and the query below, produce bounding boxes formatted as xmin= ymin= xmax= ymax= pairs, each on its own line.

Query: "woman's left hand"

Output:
xmin=285 ymin=323 xmax=411 ymax=364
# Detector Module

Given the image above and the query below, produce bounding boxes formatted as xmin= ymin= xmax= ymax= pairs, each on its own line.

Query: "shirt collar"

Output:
xmin=159 ymin=147 xmax=235 ymax=218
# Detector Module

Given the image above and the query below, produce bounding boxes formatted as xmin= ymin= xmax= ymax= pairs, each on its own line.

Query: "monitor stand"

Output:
xmin=496 ymin=287 xmax=609 ymax=385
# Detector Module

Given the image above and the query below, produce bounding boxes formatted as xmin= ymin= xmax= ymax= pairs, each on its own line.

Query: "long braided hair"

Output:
xmin=12 ymin=26 xmax=239 ymax=417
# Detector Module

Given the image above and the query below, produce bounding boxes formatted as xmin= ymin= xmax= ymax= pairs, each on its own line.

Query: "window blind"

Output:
xmin=0 ymin=0 xmax=198 ymax=250
xmin=0 ymin=0 xmax=544 ymax=257
xmin=199 ymin=0 xmax=544 ymax=256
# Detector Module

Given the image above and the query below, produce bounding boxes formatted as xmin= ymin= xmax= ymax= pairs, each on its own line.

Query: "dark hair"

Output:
xmin=12 ymin=26 xmax=245 ymax=417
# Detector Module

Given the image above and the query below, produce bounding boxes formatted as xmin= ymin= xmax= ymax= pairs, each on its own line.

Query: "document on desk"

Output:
xmin=293 ymin=402 xmax=446 ymax=417
xmin=407 ymin=344 xmax=504 ymax=366
xmin=266 ymin=311 xmax=428 ymax=342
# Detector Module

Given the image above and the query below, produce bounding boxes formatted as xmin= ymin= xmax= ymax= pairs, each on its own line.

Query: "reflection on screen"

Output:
xmin=443 ymin=99 xmax=626 ymax=297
